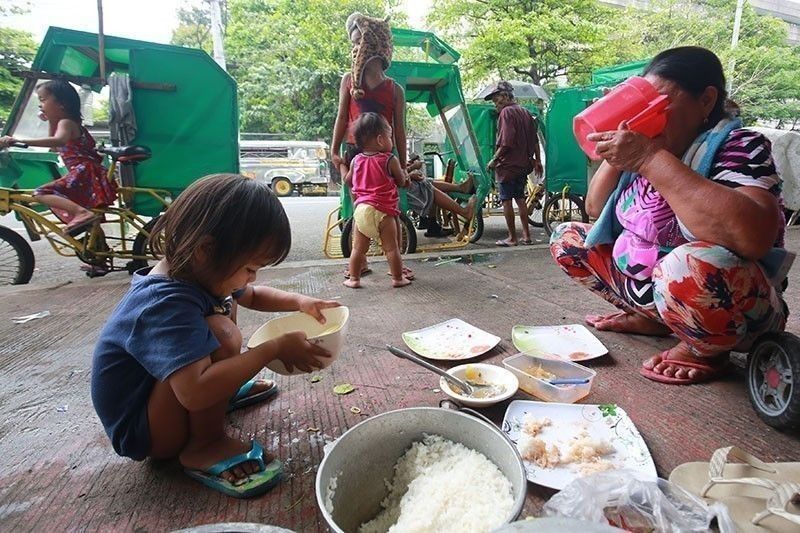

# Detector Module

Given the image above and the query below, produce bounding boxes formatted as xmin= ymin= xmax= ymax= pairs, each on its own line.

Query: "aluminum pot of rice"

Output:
xmin=316 ymin=406 xmax=526 ymax=533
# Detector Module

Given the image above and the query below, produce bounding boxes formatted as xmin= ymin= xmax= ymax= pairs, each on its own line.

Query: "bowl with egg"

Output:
xmin=439 ymin=363 xmax=519 ymax=408
xmin=246 ymin=306 xmax=349 ymax=376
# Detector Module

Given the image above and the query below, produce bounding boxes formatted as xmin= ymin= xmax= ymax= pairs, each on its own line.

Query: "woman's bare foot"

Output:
xmin=392 ymin=276 xmax=412 ymax=288
xmin=180 ymin=435 xmax=274 ymax=483
xmin=343 ymin=278 xmax=361 ymax=288
xmin=585 ymin=311 xmax=672 ymax=336
xmin=641 ymin=342 xmax=729 ymax=383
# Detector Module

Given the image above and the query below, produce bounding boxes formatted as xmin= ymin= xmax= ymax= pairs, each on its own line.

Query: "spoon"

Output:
xmin=384 ymin=344 xmax=476 ymax=396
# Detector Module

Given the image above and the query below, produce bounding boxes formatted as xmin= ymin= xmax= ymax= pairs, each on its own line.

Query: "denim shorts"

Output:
xmin=498 ymin=174 xmax=527 ymax=201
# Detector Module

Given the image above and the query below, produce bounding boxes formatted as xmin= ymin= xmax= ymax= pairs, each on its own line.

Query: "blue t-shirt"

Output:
xmin=91 ymin=270 xmax=222 ymax=460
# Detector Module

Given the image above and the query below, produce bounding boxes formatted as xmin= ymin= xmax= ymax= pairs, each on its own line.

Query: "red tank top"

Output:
xmin=346 ymin=77 xmax=395 ymax=144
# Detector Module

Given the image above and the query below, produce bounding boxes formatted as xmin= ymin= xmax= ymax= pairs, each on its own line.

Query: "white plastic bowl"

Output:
xmin=246 ymin=306 xmax=349 ymax=375
xmin=440 ymin=363 xmax=519 ymax=408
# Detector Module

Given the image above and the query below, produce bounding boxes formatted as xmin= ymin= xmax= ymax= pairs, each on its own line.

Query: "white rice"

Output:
xmin=358 ymin=434 xmax=514 ymax=533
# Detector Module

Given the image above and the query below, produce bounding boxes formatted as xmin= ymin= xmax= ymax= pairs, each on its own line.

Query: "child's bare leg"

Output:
xmin=380 ymin=216 xmax=411 ymax=287
xmin=344 ymin=228 xmax=370 ymax=288
xmin=34 ymin=193 xmax=94 ymax=222
xmin=148 ymin=315 xmax=268 ymax=482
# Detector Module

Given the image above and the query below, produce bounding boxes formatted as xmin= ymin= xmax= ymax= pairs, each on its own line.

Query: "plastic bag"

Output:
xmin=541 ymin=470 xmax=735 ymax=533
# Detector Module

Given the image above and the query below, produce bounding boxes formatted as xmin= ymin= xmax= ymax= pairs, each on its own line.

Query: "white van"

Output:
xmin=239 ymin=140 xmax=330 ymax=196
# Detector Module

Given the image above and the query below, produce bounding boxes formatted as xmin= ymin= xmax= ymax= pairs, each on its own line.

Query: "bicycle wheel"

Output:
xmin=542 ymin=193 xmax=588 ymax=237
xmin=526 ymin=187 xmax=545 ymax=228
xmin=0 ymin=225 xmax=35 ymax=285
xmin=129 ymin=216 xmax=162 ymax=274
xmin=341 ymin=212 xmax=417 ymax=258
xmin=466 ymin=207 xmax=484 ymax=244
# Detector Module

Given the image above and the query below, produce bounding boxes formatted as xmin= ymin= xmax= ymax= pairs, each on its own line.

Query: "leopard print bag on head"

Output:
xmin=346 ymin=12 xmax=393 ymax=100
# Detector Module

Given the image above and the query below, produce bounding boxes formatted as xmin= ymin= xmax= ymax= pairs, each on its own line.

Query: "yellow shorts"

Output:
xmin=354 ymin=203 xmax=388 ymax=241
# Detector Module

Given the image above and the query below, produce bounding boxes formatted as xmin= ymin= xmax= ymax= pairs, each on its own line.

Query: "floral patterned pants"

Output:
xmin=550 ymin=222 xmax=787 ymax=357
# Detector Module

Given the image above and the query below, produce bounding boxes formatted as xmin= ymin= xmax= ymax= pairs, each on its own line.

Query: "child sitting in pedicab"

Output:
xmin=0 ymin=80 xmax=116 ymax=236
xmin=343 ymin=112 xmax=412 ymax=289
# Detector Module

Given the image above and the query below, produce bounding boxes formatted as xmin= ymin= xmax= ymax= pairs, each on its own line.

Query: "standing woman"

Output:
xmin=0 ymin=80 xmax=116 ymax=236
xmin=550 ymin=47 xmax=790 ymax=384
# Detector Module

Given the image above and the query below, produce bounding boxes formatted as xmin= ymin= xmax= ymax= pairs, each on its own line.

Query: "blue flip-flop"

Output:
xmin=184 ymin=440 xmax=283 ymax=498
xmin=227 ymin=378 xmax=278 ymax=413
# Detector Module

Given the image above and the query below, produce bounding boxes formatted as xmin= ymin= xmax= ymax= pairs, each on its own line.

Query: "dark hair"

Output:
xmin=150 ymin=174 xmax=291 ymax=282
xmin=353 ymin=112 xmax=390 ymax=149
xmin=37 ymin=80 xmax=83 ymax=122
xmin=644 ymin=46 xmax=728 ymax=127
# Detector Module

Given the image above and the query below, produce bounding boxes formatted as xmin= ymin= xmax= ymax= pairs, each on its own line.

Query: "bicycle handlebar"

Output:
xmin=9 ymin=141 xmax=29 ymax=149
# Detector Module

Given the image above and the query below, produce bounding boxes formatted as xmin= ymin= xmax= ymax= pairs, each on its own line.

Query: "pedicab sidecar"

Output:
xmin=0 ymin=26 xmax=239 ymax=284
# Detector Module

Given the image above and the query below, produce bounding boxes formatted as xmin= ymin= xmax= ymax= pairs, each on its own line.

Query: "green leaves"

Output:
xmin=599 ymin=403 xmax=617 ymax=417
xmin=0 ymin=26 xmax=37 ymax=127
xmin=333 ymin=383 xmax=356 ymax=395
xmin=223 ymin=0 xmax=399 ymax=137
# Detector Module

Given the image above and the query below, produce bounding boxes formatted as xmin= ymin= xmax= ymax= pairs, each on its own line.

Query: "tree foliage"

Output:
xmin=0 ymin=2 xmax=36 ymax=126
xmin=221 ymin=0 xmax=403 ymax=139
xmin=626 ymin=0 xmax=800 ymax=126
xmin=428 ymin=0 xmax=625 ymax=87
xmin=429 ymin=0 xmax=799 ymax=126
xmin=171 ymin=1 xmax=216 ymax=53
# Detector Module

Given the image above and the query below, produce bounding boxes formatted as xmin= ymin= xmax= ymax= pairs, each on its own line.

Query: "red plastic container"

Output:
xmin=573 ymin=76 xmax=670 ymax=160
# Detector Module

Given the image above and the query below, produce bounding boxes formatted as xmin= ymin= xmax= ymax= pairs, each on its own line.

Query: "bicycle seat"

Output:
xmin=98 ymin=145 xmax=152 ymax=162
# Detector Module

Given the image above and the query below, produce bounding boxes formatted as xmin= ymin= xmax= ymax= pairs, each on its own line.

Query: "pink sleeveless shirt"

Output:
xmin=350 ymin=151 xmax=400 ymax=216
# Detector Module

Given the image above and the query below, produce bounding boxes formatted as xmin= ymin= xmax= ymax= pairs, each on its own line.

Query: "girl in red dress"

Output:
xmin=0 ymin=80 xmax=116 ymax=236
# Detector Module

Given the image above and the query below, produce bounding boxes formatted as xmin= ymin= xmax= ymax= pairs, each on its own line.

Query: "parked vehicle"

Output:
xmin=240 ymin=140 xmax=330 ymax=197
xmin=0 ymin=26 xmax=239 ymax=283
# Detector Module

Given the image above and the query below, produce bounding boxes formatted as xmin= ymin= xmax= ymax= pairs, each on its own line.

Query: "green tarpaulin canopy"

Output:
xmin=591 ymin=59 xmax=649 ymax=85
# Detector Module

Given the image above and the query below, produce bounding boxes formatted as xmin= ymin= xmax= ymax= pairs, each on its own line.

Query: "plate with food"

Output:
xmin=501 ymin=400 xmax=656 ymax=489
xmin=512 ymin=324 xmax=608 ymax=361
xmin=402 ymin=319 xmax=501 ymax=360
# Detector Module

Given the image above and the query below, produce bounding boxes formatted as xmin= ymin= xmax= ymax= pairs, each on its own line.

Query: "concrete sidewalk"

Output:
xmin=1 ymin=233 xmax=799 ymax=531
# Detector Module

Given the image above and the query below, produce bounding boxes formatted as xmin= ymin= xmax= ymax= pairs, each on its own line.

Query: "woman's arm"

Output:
xmin=331 ymin=74 xmax=352 ymax=169
xmin=593 ymin=127 xmax=781 ymax=259
xmin=639 ymin=150 xmax=780 ymax=259
xmin=0 ymin=119 xmax=80 ymax=148
xmin=393 ymin=83 xmax=408 ymax=169
xmin=584 ymin=161 xmax=622 ymax=218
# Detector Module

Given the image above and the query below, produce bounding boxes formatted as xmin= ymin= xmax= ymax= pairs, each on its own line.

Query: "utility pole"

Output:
xmin=207 ymin=0 xmax=227 ymax=71
xmin=728 ymin=0 xmax=746 ymax=92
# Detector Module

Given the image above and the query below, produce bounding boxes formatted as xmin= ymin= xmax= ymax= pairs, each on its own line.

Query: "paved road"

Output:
xmin=2 ymin=196 xmax=546 ymax=286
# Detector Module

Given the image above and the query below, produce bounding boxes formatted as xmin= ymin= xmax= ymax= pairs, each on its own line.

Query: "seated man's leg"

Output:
xmin=432 ymin=174 xmax=476 ymax=195
xmin=431 ymin=187 xmax=476 ymax=220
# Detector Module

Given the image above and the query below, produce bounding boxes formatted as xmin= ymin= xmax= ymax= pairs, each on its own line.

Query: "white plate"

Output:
xmin=401 ymin=318 xmax=501 ymax=360
xmin=501 ymin=400 xmax=656 ymax=489
xmin=512 ymin=324 xmax=608 ymax=361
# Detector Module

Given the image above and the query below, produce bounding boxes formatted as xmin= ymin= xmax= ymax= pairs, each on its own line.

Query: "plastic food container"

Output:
xmin=502 ymin=353 xmax=596 ymax=403
xmin=573 ymin=76 xmax=670 ymax=160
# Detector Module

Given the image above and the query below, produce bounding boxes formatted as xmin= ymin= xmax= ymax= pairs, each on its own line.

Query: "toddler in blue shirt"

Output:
xmin=92 ymin=174 xmax=338 ymax=498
